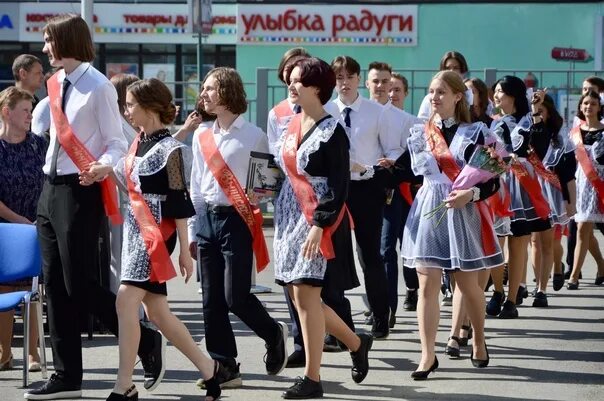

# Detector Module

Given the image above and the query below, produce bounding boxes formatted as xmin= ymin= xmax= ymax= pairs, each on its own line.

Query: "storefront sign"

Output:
xmin=0 ymin=3 xmax=19 ymax=42
xmin=237 ymin=4 xmax=418 ymax=46
xmin=16 ymin=2 xmax=236 ymax=44
xmin=551 ymin=47 xmax=590 ymax=62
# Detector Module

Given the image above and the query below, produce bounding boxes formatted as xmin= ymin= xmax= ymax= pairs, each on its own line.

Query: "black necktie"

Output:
xmin=49 ymin=78 xmax=71 ymax=179
xmin=293 ymin=104 xmax=302 ymax=114
xmin=343 ymin=107 xmax=352 ymax=128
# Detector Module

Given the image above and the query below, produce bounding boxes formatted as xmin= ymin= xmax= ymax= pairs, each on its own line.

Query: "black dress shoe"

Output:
xmin=140 ymin=329 xmax=166 ymax=391
xmin=282 ymin=376 xmax=323 ymax=399
xmin=265 ymin=322 xmax=288 ymax=375
xmin=498 ymin=300 xmax=518 ymax=319
xmin=371 ymin=315 xmax=390 ymax=339
xmin=350 ymin=333 xmax=373 ymax=383
xmin=471 ymin=343 xmax=490 ymax=368
xmin=106 ymin=385 xmax=138 ymax=400
xmin=595 ymin=276 xmax=604 ymax=285
xmin=411 ymin=356 xmax=438 ymax=380
xmin=515 ymin=286 xmax=528 ymax=305
xmin=532 ymin=291 xmax=548 ymax=307
xmin=552 ymin=273 xmax=565 ymax=291
xmin=24 ymin=373 xmax=82 ymax=400
xmin=567 ymin=281 xmax=579 ymax=290
xmin=286 ymin=350 xmax=306 ymax=368
xmin=486 ymin=291 xmax=505 ymax=316
xmin=445 ymin=336 xmax=461 ymax=358
xmin=403 ymin=290 xmax=418 ymax=311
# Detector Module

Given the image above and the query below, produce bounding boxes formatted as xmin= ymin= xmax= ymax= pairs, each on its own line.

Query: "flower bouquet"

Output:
xmin=424 ymin=145 xmax=511 ymax=227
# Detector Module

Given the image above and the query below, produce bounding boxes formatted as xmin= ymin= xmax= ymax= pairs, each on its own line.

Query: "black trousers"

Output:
xmin=347 ymin=179 xmax=390 ymax=322
xmin=36 ymin=178 xmax=154 ymax=385
xmin=198 ymin=209 xmax=279 ymax=362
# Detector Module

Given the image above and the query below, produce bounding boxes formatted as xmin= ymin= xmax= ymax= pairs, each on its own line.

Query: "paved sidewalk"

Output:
xmin=2 ymin=229 xmax=604 ymax=400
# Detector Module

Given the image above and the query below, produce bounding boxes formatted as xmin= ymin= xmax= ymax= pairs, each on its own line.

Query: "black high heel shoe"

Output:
xmin=445 ymin=336 xmax=460 ymax=358
xmin=411 ymin=356 xmax=438 ymax=380
xmin=458 ymin=324 xmax=473 ymax=346
xmin=203 ymin=360 xmax=222 ymax=400
xmin=106 ymin=385 xmax=138 ymax=400
xmin=470 ymin=343 xmax=490 ymax=368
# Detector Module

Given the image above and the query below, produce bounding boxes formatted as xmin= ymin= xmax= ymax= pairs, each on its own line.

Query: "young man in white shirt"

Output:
xmin=26 ymin=15 xmax=164 ymax=400
xmin=365 ymin=62 xmax=420 ymax=326
xmin=189 ymin=67 xmax=287 ymax=389
xmin=325 ymin=56 xmax=403 ymax=339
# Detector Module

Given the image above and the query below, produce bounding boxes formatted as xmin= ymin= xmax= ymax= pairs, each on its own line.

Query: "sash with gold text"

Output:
xmin=47 ymin=72 xmax=122 ymax=225
xmin=508 ymin=160 xmax=551 ymax=219
xmin=283 ymin=114 xmax=351 ymax=260
xmin=125 ymin=136 xmax=177 ymax=283
xmin=425 ymin=122 xmax=497 ymax=255
xmin=527 ymin=149 xmax=562 ymax=192
xmin=199 ymin=129 xmax=269 ymax=272
xmin=570 ymin=126 xmax=604 ymax=213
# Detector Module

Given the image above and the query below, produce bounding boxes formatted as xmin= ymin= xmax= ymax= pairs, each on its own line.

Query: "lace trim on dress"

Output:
xmin=298 ymin=117 xmax=339 ymax=175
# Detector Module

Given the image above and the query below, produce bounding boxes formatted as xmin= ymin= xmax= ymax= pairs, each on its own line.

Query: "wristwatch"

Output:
xmin=471 ymin=186 xmax=481 ymax=202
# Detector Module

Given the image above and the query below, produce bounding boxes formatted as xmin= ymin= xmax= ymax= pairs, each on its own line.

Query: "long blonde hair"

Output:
xmin=429 ymin=70 xmax=471 ymax=124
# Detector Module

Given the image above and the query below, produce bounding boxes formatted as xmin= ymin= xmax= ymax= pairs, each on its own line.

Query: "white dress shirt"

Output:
xmin=188 ymin=115 xmax=269 ymax=240
xmin=325 ymin=94 xmax=403 ymax=180
xmin=266 ymin=98 xmax=295 ymax=157
xmin=32 ymin=96 xmax=50 ymax=136
xmin=383 ymin=101 xmax=420 ymax=151
xmin=43 ymin=62 xmax=127 ymax=175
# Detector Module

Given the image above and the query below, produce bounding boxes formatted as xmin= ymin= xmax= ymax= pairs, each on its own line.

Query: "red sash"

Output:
xmin=425 ymin=123 xmax=497 ymax=255
xmin=486 ymin=185 xmax=513 ymax=218
xmin=198 ymin=129 xmax=269 ymax=272
xmin=399 ymin=182 xmax=414 ymax=206
xmin=283 ymin=114 xmax=351 ymax=260
xmin=125 ymin=136 xmax=177 ymax=283
xmin=509 ymin=160 xmax=551 ymax=219
xmin=47 ymin=71 xmax=122 ymax=225
xmin=570 ymin=126 xmax=604 ymax=213
xmin=273 ymin=99 xmax=294 ymax=120
xmin=527 ymin=149 xmax=562 ymax=192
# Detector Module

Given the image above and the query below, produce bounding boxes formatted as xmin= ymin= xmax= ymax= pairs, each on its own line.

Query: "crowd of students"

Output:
xmin=0 ymin=13 xmax=603 ymax=401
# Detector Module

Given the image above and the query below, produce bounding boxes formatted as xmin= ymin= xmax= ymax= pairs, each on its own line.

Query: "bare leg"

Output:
xmin=292 ymin=284 xmax=324 ymax=382
xmin=570 ymin=222 xmax=594 ymax=283
xmin=553 ymin=233 xmax=564 ymax=274
xmin=454 ymin=271 xmax=487 ymax=360
xmin=323 ymin=305 xmax=360 ymax=352
xmin=113 ymin=284 xmax=146 ymax=394
xmin=448 ymin=286 xmax=463 ymax=348
xmin=536 ymin=228 xmax=555 ymax=292
xmin=506 ymin=235 xmax=530 ymax=304
xmin=588 ymin=232 xmax=604 ymax=276
xmin=415 ymin=267 xmax=442 ymax=371
xmin=0 ymin=309 xmax=14 ymax=364
xmin=490 ymin=237 xmax=507 ymax=293
xmin=27 ymin=310 xmax=40 ymax=365
xmin=143 ymin=292 xmax=214 ymax=380
xmin=530 ymin=233 xmax=540 ymax=287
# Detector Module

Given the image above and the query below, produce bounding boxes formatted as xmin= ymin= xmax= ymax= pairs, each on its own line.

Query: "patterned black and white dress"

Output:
xmin=273 ymin=116 xmax=358 ymax=291
xmin=114 ymin=129 xmax=195 ymax=294
xmin=574 ymin=128 xmax=604 ymax=223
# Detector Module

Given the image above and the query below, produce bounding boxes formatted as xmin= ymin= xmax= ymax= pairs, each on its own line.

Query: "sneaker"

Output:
xmin=350 ymin=333 xmax=373 ymax=383
xmin=498 ymin=300 xmax=519 ymax=319
xmin=441 ymin=290 xmax=453 ymax=307
xmin=403 ymin=290 xmax=418 ymax=311
xmin=532 ymin=291 xmax=548 ymax=307
xmin=24 ymin=374 xmax=82 ymax=400
xmin=286 ymin=350 xmax=306 ymax=368
xmin=140 ymin=329 xmax=166 ymax=391
xmin=282 ymin=376 xmax=323 ymax=399
xmin=486 ymin=291 xmax=505 ymax=317
xmin=197 ymin=361 xmax=242 ymax=389
xmin=265 ymin=321 xmax=288 ymax=375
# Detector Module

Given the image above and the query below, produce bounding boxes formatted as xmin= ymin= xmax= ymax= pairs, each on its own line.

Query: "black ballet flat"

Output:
xmin=470 ymin=343 xmax=490 ymax=368
xmin=106 ymin=385 xmax=138 ymax=400
xmin=445 ymin=336 xmax=461 ymax=358
xmin=411 ymin=357 xmax=438 ymax=380
xmin=203 ymin=360 xmax=222 ymax=400
xmin=595 ymin=276 xmax=604 ymax=286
